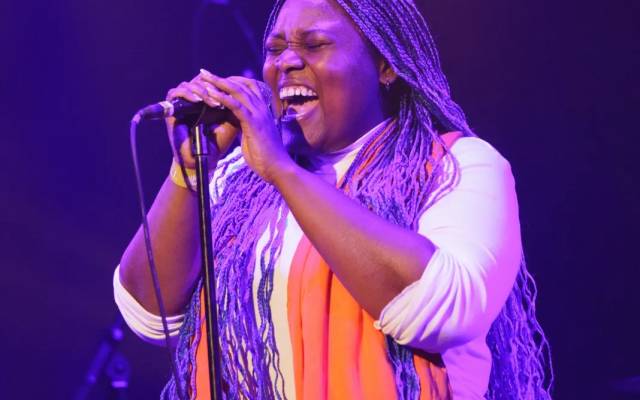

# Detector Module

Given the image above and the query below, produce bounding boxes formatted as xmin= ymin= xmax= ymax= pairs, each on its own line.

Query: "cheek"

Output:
xmin=262 ymin=61 xmax=282 ymax=115
xmin=262 ymin=59 xmax=276 ymax=83
xmin=320 ymin=44 xmax=378 ymax=97
xmin=314 ymin=59 xmax=351 ymax=111
xmin=318 ymin=56 xmax=377 ymax=117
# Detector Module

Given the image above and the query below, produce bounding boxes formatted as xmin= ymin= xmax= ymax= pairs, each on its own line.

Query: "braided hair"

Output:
xmin=162 ymin=0 xmax=553 ymax=398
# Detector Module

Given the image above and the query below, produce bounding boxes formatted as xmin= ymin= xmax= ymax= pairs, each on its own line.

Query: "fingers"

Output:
xmin=198 ymin=69 xmax=265 ymax=115
xmin=227 ymin=75 xmax=268 ymax=102
xmin=172 ymin=122 xmax=225 ymax=168
xmin=166 ymin=81 xmax=205 ymax=103
xmin=163 ymin=71 xmax=252 ymax=170
xmin=175 ymin=125 xmax=195 ymax=165
xmin=166 ymin=79 xmax=222 ymax=109
xmin=227 ymin=76 xmax=275 ymax=114
xmin=212 ymin=121 xmax=240 ymax=154
xmin=227 ymin=76 xmax=279 ymax=120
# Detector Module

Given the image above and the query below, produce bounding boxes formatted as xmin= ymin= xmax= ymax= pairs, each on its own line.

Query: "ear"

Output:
xmin=377 ymin=57 xmax=398 ymax=86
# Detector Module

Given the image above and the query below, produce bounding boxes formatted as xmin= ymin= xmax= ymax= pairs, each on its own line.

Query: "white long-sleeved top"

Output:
xmin=114 ymin=125 xmax=521 ymax=399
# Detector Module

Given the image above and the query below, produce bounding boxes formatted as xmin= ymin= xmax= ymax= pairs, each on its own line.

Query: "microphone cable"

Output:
xmin=129 ymin=116 xmax=187 ymax=400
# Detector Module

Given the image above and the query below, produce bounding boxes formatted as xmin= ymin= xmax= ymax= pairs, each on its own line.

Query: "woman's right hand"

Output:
xmin=165 ymin=73 xmax=239 ymax=168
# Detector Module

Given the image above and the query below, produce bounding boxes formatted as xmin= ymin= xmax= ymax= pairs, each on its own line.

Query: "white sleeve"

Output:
xmin=374 ymin=137 xmax=522 ymax=353
xmin=113 ymin=265 xmax=184 ymax=346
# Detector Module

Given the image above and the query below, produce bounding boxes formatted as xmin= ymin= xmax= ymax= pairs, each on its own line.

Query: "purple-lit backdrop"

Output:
xmin=0 ymin=0 xmax=638 ymax=399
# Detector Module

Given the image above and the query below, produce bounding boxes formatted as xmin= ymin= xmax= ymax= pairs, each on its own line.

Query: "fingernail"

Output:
xmin=193 ymin=94 xmax=204 ymax=101
xmin=200 ymin=68 xmax=214 ymax=77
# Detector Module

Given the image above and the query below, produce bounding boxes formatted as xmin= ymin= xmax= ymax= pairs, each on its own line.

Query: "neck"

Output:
xmin=330 ymin=104 xmax=388 ymax=152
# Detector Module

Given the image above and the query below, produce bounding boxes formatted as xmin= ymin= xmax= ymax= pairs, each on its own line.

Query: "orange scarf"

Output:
xmin=286 ymin=235 xmax=451 ymax=400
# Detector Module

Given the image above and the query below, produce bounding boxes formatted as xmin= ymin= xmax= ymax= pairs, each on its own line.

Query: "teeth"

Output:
xmin=279 ymin=86 xmax=318 ymax=100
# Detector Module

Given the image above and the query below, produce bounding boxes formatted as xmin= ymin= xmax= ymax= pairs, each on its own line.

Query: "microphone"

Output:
xmin=135 ymin=98 xmax=226 ymax=121
xmin=132 ymin=81 xmax=272 ymax=124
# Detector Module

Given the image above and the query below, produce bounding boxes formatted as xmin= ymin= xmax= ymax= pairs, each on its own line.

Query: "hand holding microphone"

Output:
xmin=155 ymin=71 xmax=243 ymax=170
xmin=194 ymin=69 xmax=293 ymax=184
xmin=146 ymin=69 xmax=290 ymax=183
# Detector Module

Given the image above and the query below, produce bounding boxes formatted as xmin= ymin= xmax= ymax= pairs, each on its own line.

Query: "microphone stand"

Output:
xmin=190 ymin=118 xmax=223 ymax=400
xmin=74 ymin=315 xmax=130 ymax=400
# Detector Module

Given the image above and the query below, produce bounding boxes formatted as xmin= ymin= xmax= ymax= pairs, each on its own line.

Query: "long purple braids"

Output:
xmin=162 ymin=0 xmax=553 ymax=398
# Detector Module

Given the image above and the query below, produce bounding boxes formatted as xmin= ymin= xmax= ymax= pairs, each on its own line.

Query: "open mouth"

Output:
xmin=279 ymin=86 xmax=319 ymax=122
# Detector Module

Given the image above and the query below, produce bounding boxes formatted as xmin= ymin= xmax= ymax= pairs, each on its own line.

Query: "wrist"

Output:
xmin=169 ymin=159 xmax=215 ymax=190
xmin=270 ymin=159 xmax=301 ymax=189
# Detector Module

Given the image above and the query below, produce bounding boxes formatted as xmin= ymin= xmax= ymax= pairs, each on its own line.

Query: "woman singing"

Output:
xmin=115 ymin=0 xmax=552 ymax=398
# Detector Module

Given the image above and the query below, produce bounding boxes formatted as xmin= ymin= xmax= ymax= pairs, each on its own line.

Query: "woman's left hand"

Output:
xmin=198 ymin=69 xmax=293 ymax=183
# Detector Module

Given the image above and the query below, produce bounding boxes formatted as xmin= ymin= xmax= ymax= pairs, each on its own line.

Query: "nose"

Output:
xmin=276 ymin=47 xmax=304 ymax=72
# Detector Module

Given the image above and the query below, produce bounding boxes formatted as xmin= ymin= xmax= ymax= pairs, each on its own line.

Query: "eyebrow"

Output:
xmin=267 ymin=28 xmax=335 ymax=41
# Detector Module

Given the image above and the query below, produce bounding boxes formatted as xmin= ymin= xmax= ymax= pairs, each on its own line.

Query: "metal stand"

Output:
xmin=106 ymin=351 xmax=131 ymax=400
xmin=191 ymin=122 xmax=223 ymax=400
xmin=74 ymin=315 xmax=130 ymax=400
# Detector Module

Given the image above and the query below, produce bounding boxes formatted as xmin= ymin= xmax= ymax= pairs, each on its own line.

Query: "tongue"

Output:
xmin=285 ymin=98 xmax=319 ymax=117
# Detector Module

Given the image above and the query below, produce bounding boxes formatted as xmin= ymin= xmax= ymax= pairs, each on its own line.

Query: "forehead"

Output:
xmin=269 ymin=0 xmax=354 ymax=37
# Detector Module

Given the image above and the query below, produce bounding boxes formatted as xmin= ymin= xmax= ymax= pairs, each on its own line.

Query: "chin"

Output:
xmin=282 ymin=121 xmax=323 ymax=157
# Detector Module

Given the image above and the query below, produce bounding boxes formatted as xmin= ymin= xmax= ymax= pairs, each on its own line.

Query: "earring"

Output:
xmin=384 ymin=80 xmax=391 ymax=91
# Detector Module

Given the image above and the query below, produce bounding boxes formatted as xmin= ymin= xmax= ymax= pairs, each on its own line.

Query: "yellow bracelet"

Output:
xmin=169 ymin=159 xmax=198 ymax=190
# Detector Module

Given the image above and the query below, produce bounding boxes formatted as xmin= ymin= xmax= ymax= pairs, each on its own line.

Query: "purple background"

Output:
xmin=1 ymin=0 xmax=638 ymax=398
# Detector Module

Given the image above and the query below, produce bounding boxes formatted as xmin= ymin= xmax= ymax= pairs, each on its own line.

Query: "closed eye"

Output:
xmin=266 ymin=46 xmax=286 ymax=55
xmin=304 ymin=42 xmax=328 ymax=51
xmin=265 ymin=40 xmax=331 ymax=56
